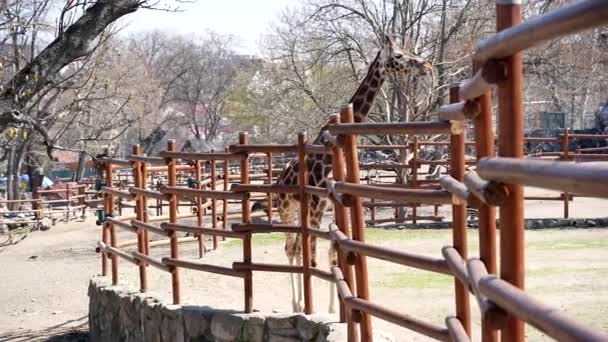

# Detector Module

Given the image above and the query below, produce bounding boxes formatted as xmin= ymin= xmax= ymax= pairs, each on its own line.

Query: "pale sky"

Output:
xmin=120 ymin=0 xmax=300 ymax=55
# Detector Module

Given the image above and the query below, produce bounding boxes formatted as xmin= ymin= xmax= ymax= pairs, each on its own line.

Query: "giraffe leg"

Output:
xmin=280 ymin=196 xmax=301 ymax=312
xmin=328 ymin=240 xmax=338 ymax=314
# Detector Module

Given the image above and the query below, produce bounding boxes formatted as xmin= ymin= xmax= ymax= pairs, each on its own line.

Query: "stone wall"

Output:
xmin=88 ymin=276 xmax=393 ymax=342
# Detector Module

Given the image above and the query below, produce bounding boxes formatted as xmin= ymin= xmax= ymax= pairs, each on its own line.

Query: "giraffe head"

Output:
xmin=351 ymin=35 xmax=433 ymax=123
xmin=381 ymin=35 xmax=433 ymax=78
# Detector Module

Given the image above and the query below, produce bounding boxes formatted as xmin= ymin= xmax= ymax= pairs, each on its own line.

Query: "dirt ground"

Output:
xmin=1 ymin=187 xmax=607 ymax=341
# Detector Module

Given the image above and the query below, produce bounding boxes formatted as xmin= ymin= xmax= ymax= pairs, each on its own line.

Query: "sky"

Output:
xmin=120 ymin=0 xmax=300 ymax=55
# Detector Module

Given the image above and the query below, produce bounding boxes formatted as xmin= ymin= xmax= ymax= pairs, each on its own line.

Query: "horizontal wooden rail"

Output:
xmin=99 ymin=241 xmax=138 ymax=265
xmin=477 ymin=157 xmax=608 ymax=198
xmin=132 ymin=251 xmax=171 ymax=272
xmin=231 ymin=184 xmax=299 ymax=194
xmin=102 ymin=157 xmax=131 ymax=166
xmin=328 ymin=121 xmax=461 ymax=136
xmin=459 ymin=60 xmax=506 ymax=100
xmin=466 ymin=259 xmax=507 ymax=330
xmin=117 ymin=236 xmax=197 ymax=249
xmin=106 ymin=217 xmax=137 ymax=233
xmin=163 ymin=257 xmax=247 ymax=278
xmin=159 ymin=151 xmax=247 ymax=161
xmin=147 ymin=164 xmax=195 ymax=172
xmin=346 ymin=297 xmax=450 ymax=341
xmin=445 ymin=317 xmax=470 ymax=342
xmin=102 ymin=187 xmax=134 ymax=199
xmin=233 ymin=262 xmax=303 ymax=273
xmin=479 ymin=274 xmax=608 ymax=341
xmin=561 ymin=133 xmax=608 ymax=139
xmin=311 ymin=268 xmax=334 ymax=282
xmin=473 ymin=0 xmax=608 ymax=62
xmin=441 ymin=247 xmax=471 ymax=292
xmin=161 ymin=222 xmax=247 ymax=239
xmin=127 ymin=155 xmax=166 ymax=165
xmin=231 ymin=223 xmax=300 ymax=234
xmin=303 ymin=144 xmax=332 ymax=155
xmin=437 ymin=101 xmax=480 ymax=121
xmin=160 ymin=186 xmax=247 ymax=200
xmin=128 ymin=187 xmax=169 ymax=201
xmin=334 ymin=182 xmax=453 ymax=205
xmin=131 ymin=220 xmax=166 ymax=236
xmin=229 ymin=144 xmax=297 ymax=153
xmin=439 ymin=176 xmax=469 ymax=205
xmin=358 ymin=144 xmax=409 ymax=149
xmin=305 ymin=185 xmax=329 ymax=198
xmin=463 ymin=171 xmax=509 ymax=206
xmin=359 ymin=163 xmax=412 ymax=170
xmin=331 ymin=229 xmax=450 ymax=275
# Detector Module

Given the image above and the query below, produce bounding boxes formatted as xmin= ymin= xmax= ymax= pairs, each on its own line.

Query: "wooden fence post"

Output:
xmin=239 ymin=132 xmax=253 ymax=313
xmin=562 ymin=128 xmax=570 ymax=218
xmin=211 ymin=157 xmax=218 ymax=250
xmin=195 ymin=160 xmax=205 ymax=258
xmin=330 ymin=112 xmax=358 ymax=342
xmin=449 ymin=84 xmax=471 ymax=335
xmin=223 ymin=150 xmax=229 ymax=238
xmin=267 ymin=152 xmax=273 ymax=222
xmin=298 ymin=132 xmax=313 ymax=314
xmin=496 ymin=1 xmax=526 ymax=340
xmin=141 ymin=159 xmax=150 ymax=255
xmin=132 ymin=145 xmax=147 ymax=292
xmin=411 ymin=137 xmax=419 ymax=224
xmin=105 ymin=158 xmax=118 ymax=285
xmin=473 ymin=60 xmax=499 ymax=342
xmin=340 ymin=104 xmax=373 ymax=341
xmin=166 ymin=139 xmax=181 ymax=304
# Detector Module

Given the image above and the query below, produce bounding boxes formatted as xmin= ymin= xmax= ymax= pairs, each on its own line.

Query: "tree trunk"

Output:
xmin=75 ymin=150 xmax=87 ymax=181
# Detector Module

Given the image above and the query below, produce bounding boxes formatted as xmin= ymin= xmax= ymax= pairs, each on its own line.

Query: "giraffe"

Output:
xmin=267 ymin=35 xmax=432 ymax=313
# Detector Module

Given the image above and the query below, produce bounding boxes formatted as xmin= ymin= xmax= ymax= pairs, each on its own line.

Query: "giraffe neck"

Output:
xmin=349 ymin=50 xmax=387 ymax=121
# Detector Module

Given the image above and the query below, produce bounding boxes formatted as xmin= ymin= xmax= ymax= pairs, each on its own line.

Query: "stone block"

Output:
xmin=210 ymin=313 xmax=245 ymax=341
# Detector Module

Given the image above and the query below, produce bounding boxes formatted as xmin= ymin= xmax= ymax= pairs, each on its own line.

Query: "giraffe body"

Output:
xmin=265 ymin=35 xmax=432 ymax=313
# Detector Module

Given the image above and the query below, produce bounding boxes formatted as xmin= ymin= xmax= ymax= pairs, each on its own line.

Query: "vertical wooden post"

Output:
xmin=340 ymin=104 xmax=373 ymax=341
xmin=141 ymin=160 xmax=150 ymax=255
xmin=78 ymin=186 xmax=85 ymax=218
xmin=411 ymin=138 xmax=419 ymax=224
xmin=194 ymin=160 xmax=205 ymax=258
xmin=472 ymin=61 xmax=498 ymax=342
xmin=562 ymin=128 xmax=570 ymax=218
xmin=449 ymin=85 xmax=471 ymax=335
xmin=266 ymin=152 xmax=273 ymax=222
xmin=105 ymin=159 xmax=118 ymax=285
xmin=132 ymin=145 xmax=147 ymax=292
xmin=298 ymin=132 xmax=313 ymax=314
xmin=101 ymin=161 xmax=108 ymax=277
xmin=223 ymin=151 xmax=229 ymax=237
xmin=496 ymin=1 xmax=525 ymax=340
xmin=166 ymin=140 xmax=181 ymax=304
xmin=330 ymin=113 xmax=358 ymax=342
xmin=239 ymin=133 xmax=253 ymax=313
xmin=211 ymin=158 xmax=218 ymax=249
xmin=66 ymin=183 xmax=71 ymax=221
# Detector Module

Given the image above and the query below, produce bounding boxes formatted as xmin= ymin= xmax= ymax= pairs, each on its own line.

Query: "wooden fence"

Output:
xmin=95 ymin=1 xmax=608 ymax=341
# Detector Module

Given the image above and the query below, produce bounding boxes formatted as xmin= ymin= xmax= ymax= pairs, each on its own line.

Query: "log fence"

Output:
xmin=93 ymin=1 xmax=608 ymax=341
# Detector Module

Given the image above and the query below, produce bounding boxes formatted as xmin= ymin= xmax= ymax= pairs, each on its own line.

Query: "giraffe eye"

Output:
xmin=395 ymin=54 xmax=403 ymax=59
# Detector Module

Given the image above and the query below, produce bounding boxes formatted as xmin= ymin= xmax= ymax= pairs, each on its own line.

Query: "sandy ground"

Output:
xmin=0 ymin=188 xmax=607 ymax=341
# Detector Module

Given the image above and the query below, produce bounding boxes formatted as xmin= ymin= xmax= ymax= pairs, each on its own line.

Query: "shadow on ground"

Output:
xmin=0 ymin=316 xmax=89 ymax=342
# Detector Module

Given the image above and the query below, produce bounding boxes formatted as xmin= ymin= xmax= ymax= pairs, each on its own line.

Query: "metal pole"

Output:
xmin=496 ymin=1 xmax=525 ymax=340
xmin=166 ymin=140 xmax=181 ymax=304
xmin=473 ymin=61 xmax=499 ymax=342
xmin=298 ymin=132 xmax=313 ymax=314
xmin=341 ymin=104 xmax=373 ymax=341
xmin=239 ymin=132 xmax=253 ymax=313
xmin=449 ymin=85 xmax=471 ymax=335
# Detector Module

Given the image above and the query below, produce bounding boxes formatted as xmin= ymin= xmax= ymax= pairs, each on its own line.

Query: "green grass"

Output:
xmin=222 ymin=233 xmax=286 ymax=248
xmin=528 ymin=238 xmax=608 ymax=250
xmin=373 ymin=270 xmax=452 ymax=289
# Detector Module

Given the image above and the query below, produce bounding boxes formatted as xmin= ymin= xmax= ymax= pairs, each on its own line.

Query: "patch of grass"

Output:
xmin=528 ymin=239 xmax=608 ymax=250
xmin=364 ymin=228 xmax=450 ymax=242
xmin=373 ymin=270 xmax=452 ymax=289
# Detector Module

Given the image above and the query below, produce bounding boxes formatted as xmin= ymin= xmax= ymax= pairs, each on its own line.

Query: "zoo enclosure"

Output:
xmin=95 ymin=1 xmax=608 ymax=341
